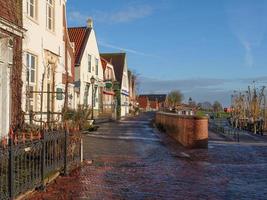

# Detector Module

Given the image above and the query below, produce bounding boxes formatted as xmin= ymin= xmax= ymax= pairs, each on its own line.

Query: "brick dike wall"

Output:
xmin=155 ymin=112 xmax=208 ymax=148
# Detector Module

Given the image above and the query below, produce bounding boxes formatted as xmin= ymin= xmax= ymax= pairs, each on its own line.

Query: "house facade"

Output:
xmin=0 ymin=0 xmax=24 ymax=138
xmin=128 ymin=70 xmax=137 ymax=114
xmin=22 ymin=0 xmax=69 ymax=123
xmin=101 ymin=57 xmax=116 ymax=117
xmin=101 ymin=53 xmax=130 ymax=117
xmin=68 ymin=19 xmax=104 ymax=115
xmin=62 ymin=3 xmax=75 ymax=109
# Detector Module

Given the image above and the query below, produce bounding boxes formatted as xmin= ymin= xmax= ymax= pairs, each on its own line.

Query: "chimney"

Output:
xmin=87 ymin=18 xmax=93 ymax=28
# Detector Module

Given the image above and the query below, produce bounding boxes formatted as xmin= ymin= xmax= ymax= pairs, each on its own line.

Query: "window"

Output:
xmin=84 ymin=84 xmax=90 ymax=105
xmin=26 ymin=86 xmax=34 ymax=111
xmin=67 ymin=52 xmax=72 ymax=75
xmin=0 ymin=38 xmax=3 ymax=63
xmin=46 ymin=0 xmax=54 ymax=31
xmin=88 ymin=54 xmax=91 ymax=72
xmin=8 ymin=39 xmax=13 ymax=65
xmin=95 ymin=58 xmax=99 ymax=76
xmin=27 ymin=0 xmax=37 ymax=19
xmin=26 ymin=53 xmax=36 ymax=84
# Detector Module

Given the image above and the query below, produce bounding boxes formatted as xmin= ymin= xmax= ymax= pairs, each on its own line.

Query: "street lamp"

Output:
xmin=90 ymin=76 xmax=96 ymax=120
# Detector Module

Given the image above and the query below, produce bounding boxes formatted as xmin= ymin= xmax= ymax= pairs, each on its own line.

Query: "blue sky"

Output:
xmin=67 ymin=0 xmax=267 ymax=106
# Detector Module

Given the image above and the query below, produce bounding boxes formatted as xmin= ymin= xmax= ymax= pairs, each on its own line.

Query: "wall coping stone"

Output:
xmin=157 ymin=111 xmax=208 ymax=120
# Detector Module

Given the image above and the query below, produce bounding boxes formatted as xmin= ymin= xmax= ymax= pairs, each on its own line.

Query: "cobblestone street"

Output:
xmin=29 ymin=113 xmax=267 ymax=200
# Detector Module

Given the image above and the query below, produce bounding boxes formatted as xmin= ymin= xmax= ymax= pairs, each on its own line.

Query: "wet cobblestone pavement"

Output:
xmin=29 ymin=113 xmax=267 ymax=200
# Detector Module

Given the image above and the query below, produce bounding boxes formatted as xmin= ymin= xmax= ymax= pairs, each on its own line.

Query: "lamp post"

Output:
xmin=90 ymin=76 xmax=96 ymax=120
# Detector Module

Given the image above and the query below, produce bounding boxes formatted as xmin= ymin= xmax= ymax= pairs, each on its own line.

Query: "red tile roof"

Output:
xmin=68 ymin=27 xmax=91 ymax=66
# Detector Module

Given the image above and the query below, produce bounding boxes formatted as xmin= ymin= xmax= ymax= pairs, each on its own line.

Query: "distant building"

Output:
xmin=128 ymin=70 xmax=137 ymax=114
xmin=138 ymin=94 xmax=167 ymax=111
xmin=175 ymin=104 xmax=196 ymax=116
xmin=101 ymin=53 xmax=130 ymax=117
xmin=138 ymin=96 xmax=150 ymax=111
xmin=101 ymin=57 xmax=116 ymax=117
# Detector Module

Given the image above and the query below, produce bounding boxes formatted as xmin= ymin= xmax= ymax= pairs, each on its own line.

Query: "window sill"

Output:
xmin=26 ymin=16 xmax=39 ymax=25
xmin=46 ymin=28 xmax=56 ymax=36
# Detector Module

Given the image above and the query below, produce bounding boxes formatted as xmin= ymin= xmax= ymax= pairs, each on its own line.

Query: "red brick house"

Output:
xmin=150 ymin=100 xmax=159 ymax=110
xmin=138 ymin=94 xmax=167 ymax=111
xmin=0 ymin=0 xmax=24 ymax=137
xmin=138 ymin=96 xmax=150 ymax=111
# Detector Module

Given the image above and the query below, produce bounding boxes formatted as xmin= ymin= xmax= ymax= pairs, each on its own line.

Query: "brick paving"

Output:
xmin=28 ymin=113 xmax=267 ymax=200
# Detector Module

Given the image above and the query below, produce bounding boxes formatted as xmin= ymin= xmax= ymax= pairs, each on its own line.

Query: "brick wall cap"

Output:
xmin=157 ymin=112 xmax=208 ymax=120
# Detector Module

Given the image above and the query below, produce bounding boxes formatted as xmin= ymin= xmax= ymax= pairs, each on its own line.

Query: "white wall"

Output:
xmin=120 ymin=57 xmax=130 ymax=117
xmin=76 ymin=29 xmax=104 ymax=111
xmin=22 ymin=0 xmax=67 ymax=120
xmin=0 ymin=37 xmax=11 ymax=137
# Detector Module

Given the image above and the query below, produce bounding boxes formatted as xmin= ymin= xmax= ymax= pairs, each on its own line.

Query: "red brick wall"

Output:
xmin=156 ymin=112 xmax=208 ymax=148
xmin=0 ymin=0 xmax=23 ymax=129
xmin=0 ymin=0 xmax=22 ymax=26
xmin=10 ymin=36 xmax=24 ymax=128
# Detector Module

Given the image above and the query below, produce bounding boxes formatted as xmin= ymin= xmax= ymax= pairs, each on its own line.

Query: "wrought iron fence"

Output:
xmin=0 ymin=131 xmax=82 ymax=200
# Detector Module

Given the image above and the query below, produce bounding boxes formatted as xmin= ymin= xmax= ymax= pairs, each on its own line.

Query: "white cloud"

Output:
xmin=242 ymin=40 xmax=253 ymax=67
xmin=69 ymin=5 xmax=154 ymax=25
xmin=99 ymin=40 xmax=155 ymax=57
xmin=101 ymin=5 xmax=154 ymax=23
xmin=69 ymin=11 xmax=87 ymax=23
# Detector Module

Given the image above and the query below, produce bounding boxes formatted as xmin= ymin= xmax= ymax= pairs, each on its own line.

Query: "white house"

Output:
xmin=101 ymin=57 xmax=116 ymax=117
xmin=101 ymin=53 xmax=130 ymax=117
xmin=68 ymin=19 xmax=104 ymax=116
xmin=22 ymin=0 xmax=69 ymax=123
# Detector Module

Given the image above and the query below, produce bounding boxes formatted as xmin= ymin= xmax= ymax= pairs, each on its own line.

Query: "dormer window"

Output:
xmin=46 ymin=0 xmax=55 ymax=31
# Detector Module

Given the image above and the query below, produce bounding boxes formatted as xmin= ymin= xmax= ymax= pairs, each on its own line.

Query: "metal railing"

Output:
xmin=0 ymin=130 xmax=82 ymax=200
xmin=209 ymin=121 xmax=240 ymax=142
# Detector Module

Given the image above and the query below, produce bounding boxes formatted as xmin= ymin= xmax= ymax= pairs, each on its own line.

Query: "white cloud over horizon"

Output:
xmin=138 ymin=76 xmax=267 ymax=106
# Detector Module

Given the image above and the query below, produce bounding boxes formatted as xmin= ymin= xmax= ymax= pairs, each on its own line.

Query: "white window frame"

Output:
xmin=46 ymin=0 xmax=55 ymax=31
xmin=8 ymin=39 xmax=13 ymax=65
xmin=88 ymin=54 xmax=91 ymax=72
xmin=0 ymin=37 xmax=3 ymax=63
xmin=67 ymin=52 xmax=72 ymax=76
xmin=27 ymin=0 xmax=37 ymax=20
xmin=26 ymin=53 xmax=37 ymax=84
xmin=95 ymin=58 xmax=99 ymax=76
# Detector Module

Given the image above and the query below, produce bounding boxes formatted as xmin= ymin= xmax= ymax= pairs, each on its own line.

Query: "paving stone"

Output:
xmin=28 ymin=112 xmax=267 ymax=200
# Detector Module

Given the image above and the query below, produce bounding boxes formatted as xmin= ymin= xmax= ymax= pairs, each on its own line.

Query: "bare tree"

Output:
xmin=167 ymin=90 xmax=184 ymax=108
xmin=213 ymin=101 xmax=223 ymax=112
